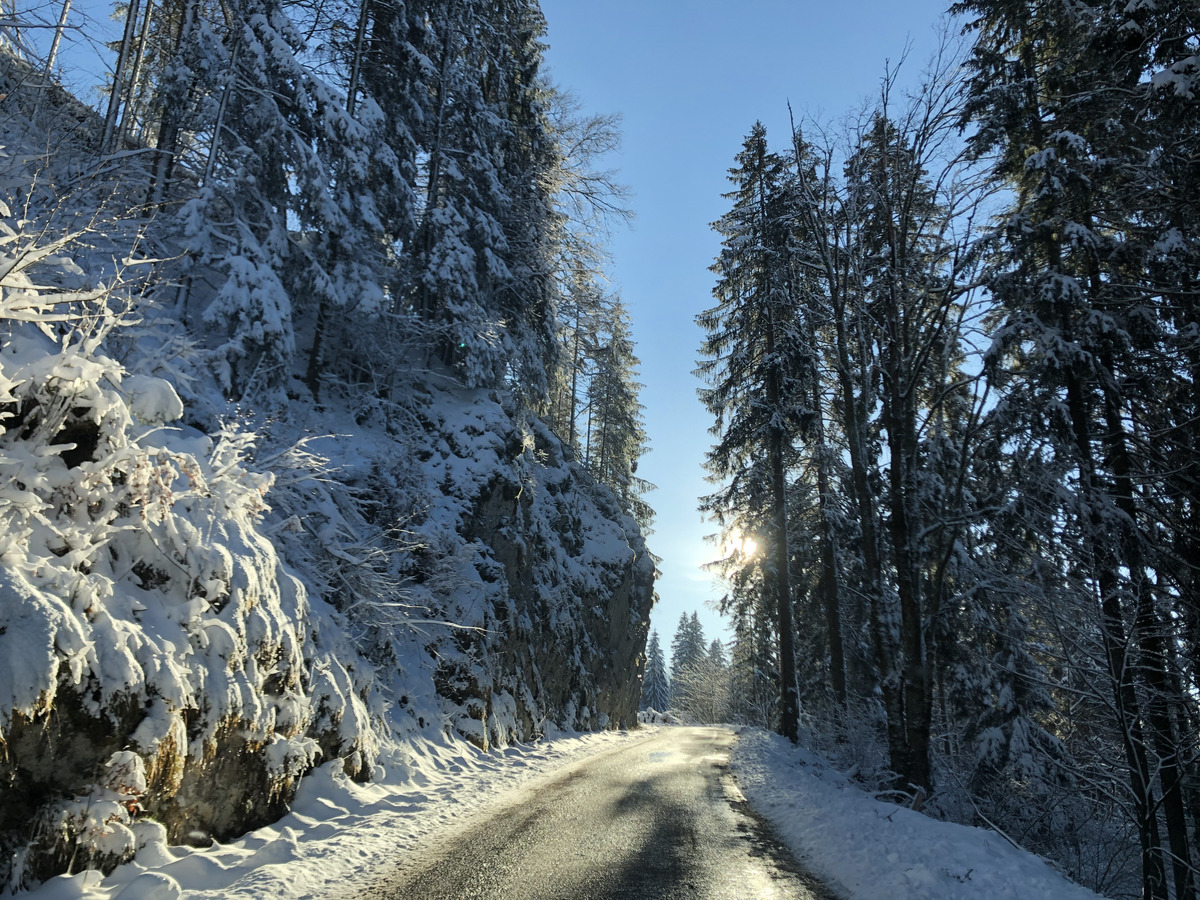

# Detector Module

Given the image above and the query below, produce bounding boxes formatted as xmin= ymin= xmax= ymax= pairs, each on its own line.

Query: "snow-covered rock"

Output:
xmin=0 ymin=58 xmax=657 ymax=897
xmin=408 ymin=384 xmax=654 ymax=746
xmin=0 ymin=41 xmax=655 ymax=890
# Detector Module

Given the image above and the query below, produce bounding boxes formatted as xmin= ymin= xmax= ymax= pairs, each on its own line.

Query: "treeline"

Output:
xmin=1 ymin=0 xmax=651 ymax=522
xmin=696 ymin=3 xmax=1200 ymax=898
xmin=641 ymin=612 xmax=776 ymax=726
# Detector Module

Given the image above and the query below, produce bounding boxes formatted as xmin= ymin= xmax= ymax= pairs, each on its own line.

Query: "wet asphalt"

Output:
xmin=357 ymin=726 xmax=839 ymax=900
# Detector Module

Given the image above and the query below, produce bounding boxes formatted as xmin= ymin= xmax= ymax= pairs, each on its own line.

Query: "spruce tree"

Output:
xmin=670 ymin=611 xmax=707 ymax=689
xmin=584 ymin=297 xmax=653 ymax=526
xmin=954 ymin=0 xmax=1200 ymax=891
xmin=697 ymin=122 xmax=811 ymax=743
xmin=640 ymin=630 xmax=670 ymax=712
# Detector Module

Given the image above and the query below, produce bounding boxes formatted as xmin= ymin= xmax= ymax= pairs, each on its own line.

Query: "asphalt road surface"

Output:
xmin=360 ymin=726 xmax=838 ymax=900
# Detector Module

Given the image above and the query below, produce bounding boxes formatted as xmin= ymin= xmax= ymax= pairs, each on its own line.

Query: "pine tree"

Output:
xmin=707 ymin=638 xmax=726 ymax=668
xmin=640 ymin=630 xmax=670 ymax=712
xmin=670 ymin=611 xmax=707 ymax=690
xmin=697 ymin=122 xmax=812 ymax=742
xmin=584 ymin=297 xmax=654 ymax=527
xmin=954 ymin=0 xmax=1200 ymax=891
xmin=408 ymin=0 xmax=559 ymax=395
xmin=726 ymin=611 xmax=775 ymax=727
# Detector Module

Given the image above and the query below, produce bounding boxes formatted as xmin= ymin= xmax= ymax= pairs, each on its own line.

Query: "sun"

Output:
xmin=725 ymin=533 xmax=758 ymax=559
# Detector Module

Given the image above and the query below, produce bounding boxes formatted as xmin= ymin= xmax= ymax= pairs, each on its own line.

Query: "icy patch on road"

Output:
xmin=20 ymin=727 xmax=658 ymax=900
xmin=731 ymin=729 xmax=1109 ymax=900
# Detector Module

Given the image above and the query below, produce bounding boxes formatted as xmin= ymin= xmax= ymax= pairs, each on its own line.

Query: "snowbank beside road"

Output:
xmin=731 ymin=728 xmax=1108 ymax=900
xmin=19 ymin=727 xmax=657 ymax=900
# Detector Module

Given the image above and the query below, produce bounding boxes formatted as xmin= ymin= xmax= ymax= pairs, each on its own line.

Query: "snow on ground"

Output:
xmin=730 ymin=728 xmax=1109 ymax=900
xmin=18 ymin=727 xmax=659 ymax=900
xmin=15 ymin=724 xmax=1117 ymax=899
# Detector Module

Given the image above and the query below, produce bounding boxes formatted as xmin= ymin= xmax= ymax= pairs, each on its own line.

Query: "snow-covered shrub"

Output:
xmin=637 ymin=709 xmax=677 ymax=725
xmin=26 ymin=751 xmax=148 ymax=881
xmin=0 ymin=152 xmax=375 ymax=887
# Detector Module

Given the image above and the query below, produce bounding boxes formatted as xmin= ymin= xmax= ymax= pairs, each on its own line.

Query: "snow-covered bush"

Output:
xmin=0 ymin=153 xmax=375 ymax=888
xmin=27 ymin=751 xmax=148 ymax=880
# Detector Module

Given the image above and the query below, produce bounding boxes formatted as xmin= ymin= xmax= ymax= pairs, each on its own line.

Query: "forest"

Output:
xmin=0 ymin=0 xmax=651 ymax=509
xmin=692 ymin=3 xmax=1200 ymax=899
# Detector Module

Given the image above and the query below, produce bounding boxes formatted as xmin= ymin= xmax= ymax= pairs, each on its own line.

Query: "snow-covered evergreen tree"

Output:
xmin=640 ymin=630 xmax=670 ymax=712
xmin=697 ymin=122 xmax=810 ymax=742
xmin=954 ymin=0 xmax=1200 ymax=891
xmin=707 ymin=638 xmax=726 ymax=667
xmin=727 ymin=612 xmax=775 ymax=727
xmin=584 ymin=296 xmax=654 ymax=528
xmin=670 ymin=611 xmax=707 ymax=693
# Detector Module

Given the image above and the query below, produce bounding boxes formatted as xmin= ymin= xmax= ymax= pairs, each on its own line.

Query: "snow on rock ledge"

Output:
xmin=401 ymin=383 xmax=655 ymax=748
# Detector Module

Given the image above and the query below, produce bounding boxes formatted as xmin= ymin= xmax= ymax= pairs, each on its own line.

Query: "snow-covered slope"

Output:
xmin=0 ymin=56 xmax=654 ymax=890
xmin=0 ymin=162 xmax=374 ymax=887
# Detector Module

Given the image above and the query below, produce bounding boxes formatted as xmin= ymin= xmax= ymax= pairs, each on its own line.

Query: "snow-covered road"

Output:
xmin=352 ymin=726 xmax=831 ymax=900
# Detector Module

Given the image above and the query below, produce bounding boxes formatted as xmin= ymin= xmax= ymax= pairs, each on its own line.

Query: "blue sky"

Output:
xmin=537 ymin=0 xmax=958 ymax=658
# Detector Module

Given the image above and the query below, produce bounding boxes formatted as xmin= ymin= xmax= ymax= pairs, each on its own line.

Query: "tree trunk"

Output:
xmin=1099 ymin=364 xmax=1194 ymax=900
xmin=117 ymin=0 xmax=155 ymax=147
xmin=147 ymin=0 xmax=198 ymax=209
xmin=44 ymin=0 xmax=71 ymax=78
xmin=416 ymin=14 xmax=455 ymax=319
xmin=831 ymin=276 xmax=906 ymax=777
xmin=102 ymin=0 xmax=141 ymax=152
xmin=812 ymin=384 xmax=847 ymax=706
xmin=1063 ymin=357 xmax=1167 ymax=900
xmin=767 ymin=319 xmax=799 ymax=743
xmin=344 ymin=0 xmax=371 ymax=117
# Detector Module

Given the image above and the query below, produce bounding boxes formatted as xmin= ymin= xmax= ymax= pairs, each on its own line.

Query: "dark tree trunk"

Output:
xmin=812 ymin=385 xmax=847 ymax=706
xmin=1063 ymin=358 xmax=1167 ymax=900
xmin=767 ymin=321 xmax=800 ymax=743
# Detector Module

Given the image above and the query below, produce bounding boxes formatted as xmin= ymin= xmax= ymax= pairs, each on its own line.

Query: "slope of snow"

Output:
xmin=19 ymin=727 xmax=658 ymax=900
xmin=0 ymin=84 xmax=651 ymax=887
xmin=730 ymin=728 xmax=1109 ymax=900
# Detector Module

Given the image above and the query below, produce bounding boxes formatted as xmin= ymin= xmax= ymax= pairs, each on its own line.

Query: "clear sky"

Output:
xmin=537 ymin=0 xmax=959 ymax=660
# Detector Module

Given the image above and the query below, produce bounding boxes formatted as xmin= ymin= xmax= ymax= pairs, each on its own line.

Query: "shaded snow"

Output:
xmin=730 ymin=728 xmax=1109 ymax=900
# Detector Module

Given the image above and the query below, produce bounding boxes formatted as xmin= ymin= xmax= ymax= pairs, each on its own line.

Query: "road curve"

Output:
xmin=358 ymin=726 xmax=838 ymax=900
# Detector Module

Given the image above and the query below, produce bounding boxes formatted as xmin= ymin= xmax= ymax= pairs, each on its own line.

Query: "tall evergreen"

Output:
xmin=670 ymin=611 xmax=707 ymax=689
xmin=584 ymin=297 xmax=654 ymax=526
xmin=640 ymin=630 xmax=670 ymax=712
xmin=726 ymin=611 xmax=774 ymax=727
xmin=697 ymin=122 xmax=811 ymax=743
xmin=954 ymin=0 xmax=1200 ymax=893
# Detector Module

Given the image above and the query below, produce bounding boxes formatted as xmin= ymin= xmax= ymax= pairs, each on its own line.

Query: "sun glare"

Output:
xmin=726 ymin=534 xmax=758 ymax=559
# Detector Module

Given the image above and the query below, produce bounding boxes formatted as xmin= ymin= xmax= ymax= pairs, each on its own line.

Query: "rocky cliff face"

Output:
xmin=394 ymin=384 xmax=655 ymax=749
xmin=0 ymin=367 xmax=655 ymax=887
